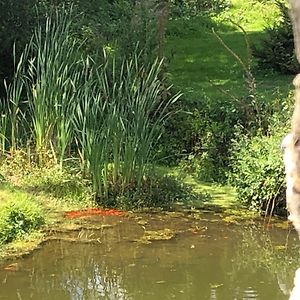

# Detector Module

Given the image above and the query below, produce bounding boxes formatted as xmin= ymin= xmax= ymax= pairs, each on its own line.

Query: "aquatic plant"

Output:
xmin=2 ymin=44 xmax=29 ymax=154
xmin=27 ymin=8 xmax=82 ymax=166
xmin=74 ymin=52 xmax=181 ymax=205
xmin=1 ymin=7 xmax=181 ymax=207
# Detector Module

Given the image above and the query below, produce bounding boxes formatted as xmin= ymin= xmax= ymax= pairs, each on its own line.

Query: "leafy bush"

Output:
xmin=158 ymin=94 xmax=240 ymax=182
xmin=0 ymin=188 xmax=45 ymax=245
xmin=22 ymin=165 xmax=93 ymax=205
xmin=166 ymin=14 xmax=233 ymax=38
xmin=170 ymin=0 xmax=230 ymax=18
xmin=0 ymin=0 xmax=39 ymax=98
xmin=229 ymin=127 xmax=287 ymax=215
xmin=105 ymin=172 xmax=198 ymax=209
xmin=0 ymin=0 xmax=160 ymax=100
xmin=253 ymin=0 xmax=300 ymax=74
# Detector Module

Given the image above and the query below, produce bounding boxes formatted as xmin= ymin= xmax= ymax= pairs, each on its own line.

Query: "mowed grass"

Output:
xmin=160 ymin=166 xmax=237 ymax=208
xmin=166 ymin=0 xmax=293 ymax=103
xmin=167 ymin=32 xmax=292 ymax=100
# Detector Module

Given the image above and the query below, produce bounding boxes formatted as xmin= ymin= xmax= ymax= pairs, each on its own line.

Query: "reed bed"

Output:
xmin=0 ymin=8 xmax=180 ymax=206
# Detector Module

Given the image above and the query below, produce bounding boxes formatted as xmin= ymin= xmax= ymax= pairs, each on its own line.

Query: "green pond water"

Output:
xmin=0 ymin=210 xmax=299 ymax=300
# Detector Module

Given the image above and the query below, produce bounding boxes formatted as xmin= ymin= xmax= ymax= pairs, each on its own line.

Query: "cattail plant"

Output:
xmin=0 ymin=101 xmax=7 ymax=154
xmin=3 ymin=44 xmax=30 ymax=154
xmin=27 ymin=7 xmax=82 ymax=166
xmin=74 ymin=50 xmax=181 ymax=205
xmin=3 ymin=6 xmax=181 ymax=207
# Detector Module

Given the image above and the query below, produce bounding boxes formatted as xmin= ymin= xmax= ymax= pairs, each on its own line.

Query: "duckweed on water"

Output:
xmin=137 ymin=228 xmax=176 ymax=244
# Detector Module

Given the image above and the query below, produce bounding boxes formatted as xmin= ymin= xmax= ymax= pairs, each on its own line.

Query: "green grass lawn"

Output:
xmin=167 ymin=31 xmax=292 ymax=100
xmin=160 ymin=166 xmax=237 ymax=208
xmin=166 ymin=1 xmax=292 ymax=103
xmin=183 ymin=173 xmax=237 ymax=207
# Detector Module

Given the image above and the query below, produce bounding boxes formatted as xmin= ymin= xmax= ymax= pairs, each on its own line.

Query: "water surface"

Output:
xmin=0 ymin=210 xmax=299 ymax=300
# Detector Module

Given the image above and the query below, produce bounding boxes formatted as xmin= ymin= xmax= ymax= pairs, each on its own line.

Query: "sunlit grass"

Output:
xmin=0 ymin=184 xmax=30 ymax=207
xmin=158 ymin=166 xmax=237 ymax=207
xmin=166 ymin=31 xmax=292 ymax=102
xmin=0 ymin=183 xmax=45 ymax=246
xmin=222 ymin=0 xmax=280 ymax=32
xmin=166 ymin=1 xmax=291 ymax=105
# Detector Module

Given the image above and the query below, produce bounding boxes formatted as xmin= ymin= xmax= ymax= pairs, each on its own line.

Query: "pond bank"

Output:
xmin=0 ymin=170 xmax=240 ymax=262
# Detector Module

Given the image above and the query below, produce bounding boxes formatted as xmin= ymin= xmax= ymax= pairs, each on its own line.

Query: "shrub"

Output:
xmin=0 ymin=0 xmax=39 ymax=98
xmin=158 ymin=94 xmax=239 ymax=182
xmin=253 ymin=0 xmax=299 ymax=74
xmin=229 ymin=127 xmax=287 ymax=215
xmin=0 ymin=188 xmax=45 ymax=245
xmin=106 ymin=172 xmax=198 ymax=209
xmin=22 ymin=165 xmax=93 ymax=205
xmin=170 ymin=0 xmax=230 ymax=18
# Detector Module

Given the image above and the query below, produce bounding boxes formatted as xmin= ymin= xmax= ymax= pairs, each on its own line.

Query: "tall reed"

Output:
xmin=27 ymin=7 xmax=81 ymax=166
xmin=3 ymin=44 xmax=29 ymax=154
xmin=0 ymin=101 xmax=7 ymax=154
xmin=74 ymin=51 xmax=181 ymax=204
xmin=3 ymin=7 xmax=181 ymax=207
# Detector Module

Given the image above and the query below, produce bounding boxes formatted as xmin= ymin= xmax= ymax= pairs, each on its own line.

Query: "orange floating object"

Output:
xmin=4 ymin=263 xmax=19 ymax=271
xmin=64 ymin=208 xmax=124 ymax=219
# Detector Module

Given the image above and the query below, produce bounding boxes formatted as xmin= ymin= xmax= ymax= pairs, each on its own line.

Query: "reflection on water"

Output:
xmin=0 ymin=211 xmax=299 ymax=300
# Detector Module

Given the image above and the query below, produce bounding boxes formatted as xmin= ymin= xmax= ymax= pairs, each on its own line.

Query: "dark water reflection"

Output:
xmin=0 ymin=211 xmax=299 ymax=300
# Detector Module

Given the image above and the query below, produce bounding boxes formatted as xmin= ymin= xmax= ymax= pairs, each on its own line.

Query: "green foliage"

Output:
xmin=0 ymin=0 xmax=160 ymax=99
xmin=0 ymin=173 xmax=4 ymax=183
xmin=0 ymin=0 xmax=38 ymax=97
xmin=27 ymin=8 xmax=82 ymax=165
xmin=22 ymin=166 xmax=93 ymax=205
xmin=73 ymin=53 xmax=181 ymax=203
xmin=158 ymin=89 xmax=290 ymax=183
xmin=157 ymin=99 xmax=195 ymax=165
xmin=170 ymin=0 xmax=230 ymax=18
xmin=165 ymin=4 xmax=292 ymax=186
xmin=167 ymin=15 xmax=232 ymax=38
xmin=111 ymin=173 xmax=198 ymax=209
xmin=1 ymin=8 xmax=180 ymax=208
xmin=0 ymin=187 xmax=44 ymax=245
xmin=56 ymin=0 xmax=159 ymax=63
xmin=253 ymin=0 xmax=299 ymax=74
xmin=229 ymin=126 xmax=287 ymax=214
xmin=167 ymin=0 xmax=232 ymax=38
xmin=0 ymin=0 xmax=293 ymax=213
xmin=159 ymin=92 xmax=241 ymax=182
xmin=214 ymin=0 xmax=280 ymax=32
xmin=116 ymin=0 xmax=159 ymax=63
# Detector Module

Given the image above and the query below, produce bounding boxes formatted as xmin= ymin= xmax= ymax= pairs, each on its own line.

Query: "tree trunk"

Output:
xmin=289 ymin=0 xmax=300 ymax=63
xmin=283 ymin=1 xmax=300 ymax=298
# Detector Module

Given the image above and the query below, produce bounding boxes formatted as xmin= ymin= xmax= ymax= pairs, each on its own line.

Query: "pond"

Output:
xmin=0 ymin=209 xmax=299 ymax=300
